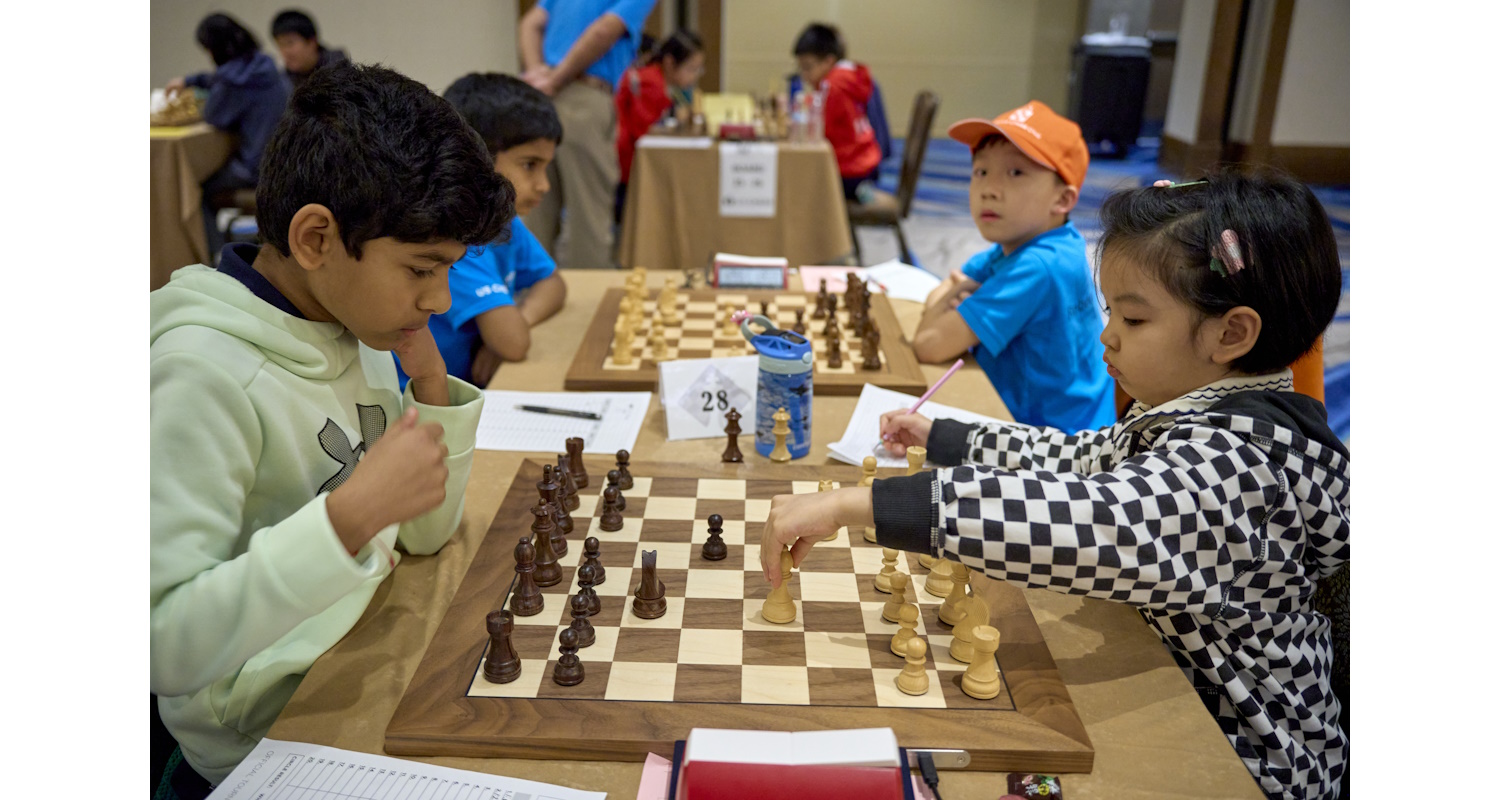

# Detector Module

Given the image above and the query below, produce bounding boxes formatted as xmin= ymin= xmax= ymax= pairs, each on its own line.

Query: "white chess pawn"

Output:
xmin=924 ymin=558 xmax=954 ymax=598
xmin=937 ymin=562 xmax=972 ymax=626
xmin=860 ymin=456 xmax=879 ymax=543
xmin=874 ymin=547 xmax=899 ymax=594
xmin=881 ymin=572 xmax=909 ymax=623
xmin=760 ymin=549 xmax=797 ymax=624
xmin=817 ymin=480 xmax=838 ymax=541
xmin=897 ymin=637 xmax=930 ymax=696
xmin=891 ymin=604 xmax=919 ymax=657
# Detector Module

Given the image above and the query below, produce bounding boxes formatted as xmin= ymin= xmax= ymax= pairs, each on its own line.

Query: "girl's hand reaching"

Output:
xmin=879 ymin=410 xmax=932 ymax=457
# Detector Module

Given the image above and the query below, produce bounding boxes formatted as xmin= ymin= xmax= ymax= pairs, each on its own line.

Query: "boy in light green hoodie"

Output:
xmin=150 ymin=62 xmax=515 ymax=796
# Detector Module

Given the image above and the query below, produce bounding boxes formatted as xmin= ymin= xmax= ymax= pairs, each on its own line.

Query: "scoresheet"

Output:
xmin=476 ymin=391 xmax=652 ymax=454
xmin=828 ymin=384 xmax=1005 ymax=469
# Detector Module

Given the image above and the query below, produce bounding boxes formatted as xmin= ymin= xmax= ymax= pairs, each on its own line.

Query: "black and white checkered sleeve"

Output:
xmin=960 ymin=421 xmax=1114 ymax=474
xmin=935 ymin=422 xmax=1280 ymax=614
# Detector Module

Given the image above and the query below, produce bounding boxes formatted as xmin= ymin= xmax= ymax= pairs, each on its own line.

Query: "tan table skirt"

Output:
xmin=618 ymin=140 xmax=856 ymax=273
xmin=267 ymin=273 xmax=1263 ymax=799
xmin=151 ymin=124 xmax=233 ymax=291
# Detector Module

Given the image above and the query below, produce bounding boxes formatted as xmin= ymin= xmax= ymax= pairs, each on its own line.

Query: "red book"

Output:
xmin=668 ymin=728 xmax=912 ymax=800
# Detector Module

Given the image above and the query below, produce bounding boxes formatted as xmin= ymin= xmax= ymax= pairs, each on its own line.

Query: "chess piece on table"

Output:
xmin=721 ymin=302 xmax=738 ymax=336
xmin=599 ymin=486 xmax=624 ymax=532
xmin=552 ymin=627 xmax=585 ymax=686
xmin=937 ymin=562 xmax=972 ymax=626
xmin=530 ymin=503 xmax=563 ymax=587
xmin=823 ymin=314 xmax=839 ymax=340
xmin=701 ymin=513 xmax=728 ymax=561
xmin=539 ymin=465 xmax=572 ymax=543
xmin=950 ymin=594 xmax=991 ymax=664
xmin=924 ymin=559 xmax=954 ymax=598
xmin=906 ymin=446 xmax=926 ymax=476
xmin=582 ymin=536 xmax=605 ymax=586
xmin=568 ymin=593 xmax=596 ymax=648
xmin=555 ymin=454 xmax=580 ymax=511
xmin=861 ymin=330 xmax=882 ymax=371
xmin=827 ymin=338 xmax=842 ymax=368
xmin=792 ymin=308 xmax=806 ymax=335
xmin=759 ymin=300 xmax=770 ymax=316
xmin=651 ymin=332 xmax=669 ymax=361
xmin=812 ymin=291 xmax=828 ymax=319
xmin=722 ymin=407 xmax=744 ymax=463
xmin=611 ymin=323 xmax=633 ymax=365
xmin=891 ymin=603 xmax=919 ymax=656
xmin=875 ymin=547 xmax=899 ymax=594
xmin=760 ymin=548 xmax=797 ymax=624
xmin=615 ymin=449 xmax=633 ymax=490
xmin=897 ymin=637 xmax=930 ymax=696
xmin=881 ymin=571 xmax=909 ymax=623
xmin=566 ymin=437 xmax=589 ymax=489
xmin=817 ymin=479 xmax=838 ymax=541
xmin=483 ymin=610 xmax=522 ymax=684
xmin=632 ymin=550 xmax=668 ymax=619
xmin=606 ymin=469 xmax=627 ymax=511
xmin=510 ymin=538 xmax=545 ymax=616
xmin=860 ymin=456 xmax=878 ymax=542
xmin=769 ymin=407 xmax=792 ymax=463
xmin=960 ymin=625 xmax=1002 ymax=700
xmin=577 ymin=562 xmax=602 ymax=616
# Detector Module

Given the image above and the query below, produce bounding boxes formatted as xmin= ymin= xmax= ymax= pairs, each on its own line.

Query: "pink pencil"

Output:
xmin=881 ymin=358 xmax=964 ymax=441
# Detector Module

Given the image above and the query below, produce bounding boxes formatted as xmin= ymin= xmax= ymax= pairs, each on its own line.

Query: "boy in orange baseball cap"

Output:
xmin=912 ymin=100 xmax=1113 ymax=432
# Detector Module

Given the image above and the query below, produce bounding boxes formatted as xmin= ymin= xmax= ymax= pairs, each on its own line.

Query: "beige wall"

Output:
xmin=1271 ymin=0 xmax=1348 ymax=145
xmin=150 ymin=1 xmax=519 ymax=93
xmin=1163 ymin=0 xmax=1215 ymax=143
xmin=720 ymin=0 xmax=1083 ymax=139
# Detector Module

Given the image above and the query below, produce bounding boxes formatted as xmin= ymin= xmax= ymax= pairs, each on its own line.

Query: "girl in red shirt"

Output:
xmin=615 ymin=30 xmax=704 ymax=188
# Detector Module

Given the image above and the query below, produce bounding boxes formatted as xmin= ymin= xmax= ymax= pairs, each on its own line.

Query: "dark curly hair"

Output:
xmin=1097 ymin=167 xmax=1342 ymax=374
xmin=256 ymin=62 xmax=516 ymax=259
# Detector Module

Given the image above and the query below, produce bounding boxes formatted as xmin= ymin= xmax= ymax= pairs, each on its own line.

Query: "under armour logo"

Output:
xmin=318 ymin=404 xmax=388 ymax=494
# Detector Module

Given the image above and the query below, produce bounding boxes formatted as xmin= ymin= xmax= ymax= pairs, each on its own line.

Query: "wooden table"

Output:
xmin=267 ymin=273 xmax=1264 ymax=799
xmin=151 ymin=123 xmax=232 ymax=291
xmin=617 ymin=139 xmax=855 ymax=272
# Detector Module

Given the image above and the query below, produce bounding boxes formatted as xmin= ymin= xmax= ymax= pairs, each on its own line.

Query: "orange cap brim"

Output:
xmin=947 ymin=117 xmax=1060 ymax=180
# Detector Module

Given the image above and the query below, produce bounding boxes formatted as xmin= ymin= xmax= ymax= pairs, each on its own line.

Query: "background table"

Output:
xmin=150 ymin=123 xmax=232 ymax=291
xmin=618 ymin=140 xmax=855 ymax=272
xmin=267 ymin=273 xmax=1264 ymax=799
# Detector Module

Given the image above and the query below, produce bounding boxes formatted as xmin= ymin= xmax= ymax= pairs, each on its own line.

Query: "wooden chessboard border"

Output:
xmin=387 ymin=459 xmax=1093 ymax=771
xmin=562 ymin=288 xmax=929 ymax=396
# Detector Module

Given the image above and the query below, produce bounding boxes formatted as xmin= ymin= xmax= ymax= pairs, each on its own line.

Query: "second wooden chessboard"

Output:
xmin=564 ymin=288 xmax=928 ymax=395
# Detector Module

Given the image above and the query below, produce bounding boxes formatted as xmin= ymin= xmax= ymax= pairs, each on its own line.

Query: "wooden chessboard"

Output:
xmin=563 ymin=288 xmax=928 ymax=396
xmin=385 ymin=459 xmax=1094 ymax=772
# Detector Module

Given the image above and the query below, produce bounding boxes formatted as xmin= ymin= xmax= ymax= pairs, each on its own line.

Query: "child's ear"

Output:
xmin=286 ymin=204 xmax=342 ymax=271
xmin=1208 ymin=306 xmax=1262 ymax=365
xmin=1053 ymin=184 xmax=1080 ymax=217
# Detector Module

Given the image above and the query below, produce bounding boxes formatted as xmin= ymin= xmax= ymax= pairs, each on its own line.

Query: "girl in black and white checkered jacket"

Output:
xmin=762 ymin=170 xmax=1348 ymax=799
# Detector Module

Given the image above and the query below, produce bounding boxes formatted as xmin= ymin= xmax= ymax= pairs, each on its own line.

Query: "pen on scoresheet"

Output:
xmin=880 ymin=358 xmax=965 ymax=442
xmin=515 ymin=405 xmax=603 ymax=421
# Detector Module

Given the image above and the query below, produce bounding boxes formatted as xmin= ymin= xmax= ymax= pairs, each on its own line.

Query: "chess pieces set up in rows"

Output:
xmin=611 ymin=267 xmax=677 ymax=364
xmin=813 ymin=276 xmax=882 ymax=371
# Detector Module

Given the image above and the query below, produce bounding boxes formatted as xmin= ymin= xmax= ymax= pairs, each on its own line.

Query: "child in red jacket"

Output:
xmin=793 ymin=23 xmax=880 ymax=200
xmin=615 ymin=30 xmax=704 ymax=187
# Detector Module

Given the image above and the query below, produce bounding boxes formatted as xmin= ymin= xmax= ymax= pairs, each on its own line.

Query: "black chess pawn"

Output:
xmin=599 ymin=487 xmax=624 ymax=532
xmin=759 ymin=300 xmax=769 ymax=316
xmin=568 ymin=593 xmax=596 ymax=648
xmin=577 ymin=562 xmax=602 ymax=616
xmin=552 ymin=627 xmax=585 ymax=686
xmin=483 ymin=610 xmax=522 ymax=683
xmin=823 ymin=314 xmax=839 ymax=339
xmin=792 ymin=308 xmax=806 ymax=335
xmin=510 ymin=538 xmax=545 ymax=616
xmin=722 ymin=408 xmax=744 ymax=463
xmin=555 ymin=454 xmax=581 ymax=511
xmin=606 ymin=469 xmax=627 ymax=512
xmin=827 ymin=337 xmax=843 ymax=368
xmin=615 ymin=449 xmax=633 ymax=490
xmin=812 ymin=286 xmax=828 ymax=319
xmin=582 ymin=536 xmax=606 ymax=586
xmin=861 ymin=335 xmax=882 ymax=371
xmin=531 ymin=503 xmax=563 ymax=587
xmin=701 ymin=513 xmax=728 ymax=561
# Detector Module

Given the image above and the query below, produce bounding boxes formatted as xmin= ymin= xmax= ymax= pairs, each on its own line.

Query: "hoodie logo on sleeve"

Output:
xmin=317 ymin=404 xmax=388 ymax=494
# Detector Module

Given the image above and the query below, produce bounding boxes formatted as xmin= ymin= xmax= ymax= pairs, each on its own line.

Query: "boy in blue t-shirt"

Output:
xmin=397 ymin=74 xmax=568 ymax=388
xmin=912 ymin=100 xmax=1113 ymax=433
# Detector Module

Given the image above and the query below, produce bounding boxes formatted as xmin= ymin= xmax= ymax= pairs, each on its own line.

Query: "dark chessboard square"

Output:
xmin=856 ymin=580 xmax=892 ymax=604
xmin=742 ymin=572 xmax=799 ymax=601
xmin=801 ymin=601 xmax=867 ymax=634
xmin=680 ymin=597 xmax=745 ymax=630
xmin=676 ymin=348 xmax=712 ymax=360
xmin=919 ymin=604 xmax=948 ymax=632
xmin=742 ymin=630 xmax=807 ymax=666
xmin=798 ymin=547 xmax=854 ymax=573
xmin=614 ymin=627 xmax=683 ymax=662
xmin=695 ymin=499 xmax=745 ymax=521
xmin=744 ymin=521 xmax=764 ymax=542
xmin=695 ymin=544 xmax=743 ymax=570
xmin=649 ymin=477 xmax=700 ymax=497
xmin=591 ymin=595 xmax=627 ymax=628
xmin=745 ymin=480 xmax=796 ymax=500
xmin=536 ymin=660 xmax=612 ymax=699
xmin=641 ymin=520 xmax=695 ymax=543
xmin=594 ymin=542 xmax=641 ymax=578
xmin=673 ymin=664 xmax=743 ymax=703
xmin=629 ymin=567 xmax=690 ymax=598
xmin=509 ymin=621 xmax=564 ymax=661
xmin=937 ymin=667 xmax=1016 ymax=711
xmin=808 ymin=668 xmax=880 ymax=707
xmin=863 ymin=634 xmax=907 ymax=671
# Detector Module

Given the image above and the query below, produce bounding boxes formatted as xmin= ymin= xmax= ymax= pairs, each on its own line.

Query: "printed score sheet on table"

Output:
xmin=477 ymin=390 xmax=651 ymax=454
xmin=208 ymin=738 xmax=605 ymax=800
xmin=829 ymin=384 xmax=1006 ymax=469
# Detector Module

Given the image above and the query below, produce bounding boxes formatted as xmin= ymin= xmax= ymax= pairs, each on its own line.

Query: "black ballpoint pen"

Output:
xmin=515 ymin=405 xmax=603 ymax=421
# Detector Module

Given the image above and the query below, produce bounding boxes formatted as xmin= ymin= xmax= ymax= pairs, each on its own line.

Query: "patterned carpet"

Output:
xmin=853 ymin=137 xmax=1351 ymax=440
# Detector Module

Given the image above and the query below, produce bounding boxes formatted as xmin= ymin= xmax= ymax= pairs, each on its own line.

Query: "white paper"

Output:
xmin=863 ymin=259 xmax=943 ymax=303
xmin=719 ymin=142 xmax=778 ymax=218
xmin=477 ymin=390 xmax=651 ymax=454
xmin=209 ymin=738 xmax=605 ymax=799
xmin=658 ymin=356 xmax=759 ymax=440
xmin=828 ymin=384 xmax=1006 ymax=469
xmin=637 ymin=134 xmax=714 ymax=149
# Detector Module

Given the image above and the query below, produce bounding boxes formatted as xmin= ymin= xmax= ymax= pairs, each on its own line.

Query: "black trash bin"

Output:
xmin=1067 ymin=41 xmax=1152 ymax=158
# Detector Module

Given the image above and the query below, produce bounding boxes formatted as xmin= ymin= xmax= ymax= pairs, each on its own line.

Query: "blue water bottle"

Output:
xmin=739 ymin=314 xmax=813 ymax=459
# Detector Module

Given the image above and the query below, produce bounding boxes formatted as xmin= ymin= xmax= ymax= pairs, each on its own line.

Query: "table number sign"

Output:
xmin=719 ymin=142 xmax=778 ymax=218
xmin=658 ymin=356 xmax=759 ymax=440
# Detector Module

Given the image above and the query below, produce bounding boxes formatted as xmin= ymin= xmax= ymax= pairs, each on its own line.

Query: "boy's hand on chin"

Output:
xmin=394 ymin=326 xmax=450 ymax=406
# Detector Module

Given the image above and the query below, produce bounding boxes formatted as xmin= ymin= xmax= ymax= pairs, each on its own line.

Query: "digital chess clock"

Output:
xmin=712 ymin=256 xmax=789 ymax=289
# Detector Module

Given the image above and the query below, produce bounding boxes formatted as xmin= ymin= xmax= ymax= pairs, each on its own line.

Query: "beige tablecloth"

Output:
xmin=618 ymin=140 xmax=856 ymax=272
xmin=150 ymin=124 xmax=233 ymax=291
xmin=267 ymin=273 xmax=1263 ymax=799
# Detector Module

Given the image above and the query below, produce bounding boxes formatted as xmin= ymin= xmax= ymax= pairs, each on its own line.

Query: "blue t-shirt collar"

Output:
xmin=998 ymin=221 xmax=1079 ymax=259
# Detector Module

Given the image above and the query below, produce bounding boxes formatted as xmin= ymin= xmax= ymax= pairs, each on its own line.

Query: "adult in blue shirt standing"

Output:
xmin=166 ymin=13 xmax=289 ymax=261
xmin=517 ymin=0 xmax=657 ymax=271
